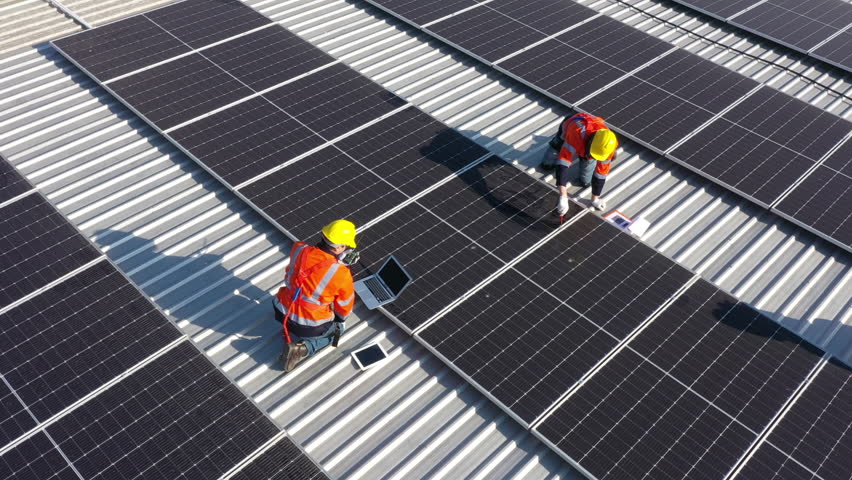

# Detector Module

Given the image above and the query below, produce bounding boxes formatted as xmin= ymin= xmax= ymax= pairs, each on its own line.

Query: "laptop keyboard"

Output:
xmin=365 ymin=277 xmax=392 ymax=302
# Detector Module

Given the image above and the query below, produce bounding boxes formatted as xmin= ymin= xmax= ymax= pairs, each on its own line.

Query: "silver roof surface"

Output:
xmin=0 ymin=0 xmax=850 ymax=479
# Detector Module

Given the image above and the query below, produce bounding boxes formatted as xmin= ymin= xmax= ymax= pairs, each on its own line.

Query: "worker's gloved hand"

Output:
xmin=557 ymin=196 xmax=570 ymax=216
xmin=591 ymin=198 xmax=606 ymax=211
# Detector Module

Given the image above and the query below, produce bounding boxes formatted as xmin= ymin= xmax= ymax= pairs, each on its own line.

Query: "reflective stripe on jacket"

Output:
xmin=557 ymin=113 xmax=617 ymax=178
xmin=277 ymin=241 xmax=355 ymax=337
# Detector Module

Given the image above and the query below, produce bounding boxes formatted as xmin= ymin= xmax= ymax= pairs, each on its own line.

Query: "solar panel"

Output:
xmin=0 ymin=433 xmax=79 ymax=480
xmin=45 ymin=341 xmax=279 ymax=479
xmin=143 ymin=0 xmax=272 ymax=49
xmin=486 ymin=0 xmax=597 ymax=36
xmin=0 ymin=193 xmax=101 ymax=308
xmin=427 ymin=7 xmax=549 ymax=62
xmin=368 ymin=0 xmax=480 ymax=25
xmin=0 ymin=260 xmax=182 ymax=421
xmin=231 ymin=437 xmax=329 ymax=480
xmin=0 ymin=159 xmax=32 ymax=205
xmin=107 ymin=53 xmax=254 ymax=131
xmin=169 ymin=96 xmax=325 ymax=186
xmin=202 ymin=26 xmax=336 ymax=91
xmin=0 ymin=381 xmax=35 ymax=448
xmin=536 ymin=279 xmax=824 ymax=480
xmin=736 ymin=358 xmax=852 ymax=480
xmin=812 ymin=29 xmax=852 ymax=71
xmin=264 ymin=62 xmax=406 ymax=138
xmin=240 ymin=146 xmax=409 ymax=239
xmin=51 ymin=15 xmax=192 ymax=81
xmin=670 ymin=0 xmax=759 ymax=19
xmin=774 ymin=165 xmax=852 ymax=248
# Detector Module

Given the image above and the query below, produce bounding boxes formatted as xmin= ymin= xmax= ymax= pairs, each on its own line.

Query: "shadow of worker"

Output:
xmin=91 ymin=228 xmax=286 ymax=367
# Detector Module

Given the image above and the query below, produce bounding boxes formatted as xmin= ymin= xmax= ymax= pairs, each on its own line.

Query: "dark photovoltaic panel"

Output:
xmin=736 ymin=443 xmax=818 ymax=480
xmin=628 ymin=279 xmax=823 ymax=433
xmin=334 ymin=106 xmax=490 ymax=196
xmin=51 ymin=15 xmax=191 ymax=81
xmin=0 ymin=260 xmax=181 ymax=421
xmin=144 ymin=0 xmax=272 ymax=49
xmin=730 ymin=0 xmax=852 ymax=51
xmin=420 ymin=269 xmax=618 ymax=423
xmin=416 ymin=156 xmax=564 ymax=261
xmin=498 ymin=38 xmax=625 ymax=105
xmin=170 ymin=96 xmax=325 ymax=186
xmin=747 ymin=357 xmax=852 ymax=480
xmin=0 ymin=193 xmax=100 ymax=308
xmin=0 ymin=381 xmax=35 ymax=448
xmin=538 ymin=347 xmax=757 ymax=480
xmin=671 ymin=0 xmax=759 ymax=19
xmin=231 ymin=437 xmax=329 ymax=480
xmin=354 ymin=202 xmax=504 ymax=331
xmin=486 ymin=0 xmax=597 ymax=36
xmin=427 ymin=7 xmax=548 ymax=63
xmin=264 ymin=62 xmax=406 ymax=138
xmin=813 ymin=30 xmax=852 ymax=71
xmin=775 ymin=165 xmax=852 ymax=248
xmin=0 ymin=158 xmax=32 ymax=205
xmin=0 ymin=433 xmax=79 ymax=480
xmin=203 ymin=26 xmax=336 ymax=91
xmin=514 ymin=214 xmax=693 ymax=340
xmin=45 ymin=341 xmax=279 ymax=480
xmin=240 ymin=146 xmax=409 ymax=239
xmin=370 ymin=0 xmax=481 ymax=25
xmin=107 ymin=53 xmax=254 ymax=131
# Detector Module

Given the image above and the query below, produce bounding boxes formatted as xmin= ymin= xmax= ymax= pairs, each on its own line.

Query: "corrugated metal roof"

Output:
xmin=0 ymin=0 xmax=79 ymax=55
xmin=0 ymin=0 xmax=850 ymax=478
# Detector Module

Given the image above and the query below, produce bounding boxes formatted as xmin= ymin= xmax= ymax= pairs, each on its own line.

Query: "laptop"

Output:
xmin=354 ymin=256 xmax=413 ymax=310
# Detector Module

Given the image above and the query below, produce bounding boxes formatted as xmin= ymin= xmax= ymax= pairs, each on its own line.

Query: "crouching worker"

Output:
xmin=274 ymin=219 xmax=358 ymax=372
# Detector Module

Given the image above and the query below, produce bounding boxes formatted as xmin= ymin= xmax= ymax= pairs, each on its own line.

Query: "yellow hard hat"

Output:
xmin=322 ymin=219 xmax=357 ymax=248
xmin=589 ymin=129 xmax=617 ymax=160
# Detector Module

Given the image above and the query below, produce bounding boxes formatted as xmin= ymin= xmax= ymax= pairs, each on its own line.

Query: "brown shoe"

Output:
xmin=284 ymin=342 xmax=308 ymax=372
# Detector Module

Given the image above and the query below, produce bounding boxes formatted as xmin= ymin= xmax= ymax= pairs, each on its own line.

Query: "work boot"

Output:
xmin=284 ymin=342 xmax=308 ymax=372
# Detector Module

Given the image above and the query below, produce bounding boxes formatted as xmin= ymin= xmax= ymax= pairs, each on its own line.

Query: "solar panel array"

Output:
xmin=669 ymin=0 xmax=852 ymax=73
xmin=0 ymin=154 xmax=327 ymax=479
xmin=50 ymin=2 xmax=852 ymax=480
xmin=361 ymin=0 xmax=852 ymax=254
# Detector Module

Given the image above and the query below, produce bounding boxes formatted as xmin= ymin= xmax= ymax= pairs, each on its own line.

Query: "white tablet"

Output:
xmin=351 ymin=343 xmax=388 ymax=371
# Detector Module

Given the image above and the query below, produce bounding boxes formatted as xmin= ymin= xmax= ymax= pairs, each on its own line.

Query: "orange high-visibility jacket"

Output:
xmin=557 ymin=113 xmax=617 ymax=180
xmin=277 ymin=242 xmax=355 ymax=337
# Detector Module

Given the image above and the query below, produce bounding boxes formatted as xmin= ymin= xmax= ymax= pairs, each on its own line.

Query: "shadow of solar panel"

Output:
xmin=170 ymin=96 xmax=325 ymax=186
xmin=370 ymin=0 xmax=480 ymax=25
xmin=265 ymin=63 xmax=406 ymax=138
xmin=0 ymin=260 xmax=181 ymax=421
xmin=352 ymin=202 xmax=504 ymax=331
xmin=240 ymin=146 xmax=408 ymax=240
xmin=427 ymin=6 xmax=548 ymax=62
xmin=536 ymin=348 xmax=756 ymax=480
xmin=756 ymin=357 xmax=852 ymax=480
xmin=514 ymin=214 xmax=693 ymax=339
xmin=554 ymin=16 xmax=672 ymax=72
xmin=202 ymin=25 xmax=336 ymax=91
xmin=579 ymin=75 xmax=715 ymax=152
xmin=108 ymin=53 xmax=253 ymax=131
xmin=0 ymin=159 xmax=31 ymax=205
xmin=0 ymin=194 xmax=100 ymax=308
xmin=0 ymin=381 xmax=36 ymax=448
xmin=420 ymin=269 xmax=618 ymax=423
xmin=0 ymin=433 xmax=79 ymax=480
xmin=231 ymin=437 xmax=329 ymax=480
xmin=144 ymin=0 xmax=272 ymax=49
xmin=775 ymin=165 xmax=852 ymax=248
xmin=416 ymin=156 xmax=565 ymax=261
xmin=334 ymin=106 xmax=489 ymax=196
xmin=486 ymin=0 xmax=597 ymax=35
xmin=498 ymin=38 xmax=623 ymax=105
xmin=52 ymin=15 xmax=191 ymax=81
xmin=629 ymin=279 xmax=823 ymax=432
xmin=46 ymin=342 xmax=279 ymax=480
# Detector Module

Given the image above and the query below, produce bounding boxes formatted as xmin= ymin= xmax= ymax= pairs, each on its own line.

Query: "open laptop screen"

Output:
xmin=378 ymin=257 xmax=410 ymax=296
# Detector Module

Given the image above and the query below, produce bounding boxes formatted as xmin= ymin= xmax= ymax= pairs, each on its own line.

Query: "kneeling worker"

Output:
xmin=542 ymin=112 xmax=618 ymax=215
xmin=274 ymin=219 xmax=357 ymax=372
